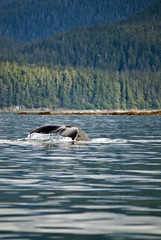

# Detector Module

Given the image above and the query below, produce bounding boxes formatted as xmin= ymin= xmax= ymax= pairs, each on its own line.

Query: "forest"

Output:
xmin=0 ymin=0 xmax=160 ymax=73
xmin=0 ymin=0 xmax=160 ymax=110
xmin=0 ymin=0 xmax=156 ymax=41
xmin=0 ymin=62 xmax=161 ymax=110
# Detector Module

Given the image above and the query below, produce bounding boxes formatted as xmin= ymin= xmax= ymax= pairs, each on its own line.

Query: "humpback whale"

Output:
xmin=30 ymin=125 xmax=90 ymax=141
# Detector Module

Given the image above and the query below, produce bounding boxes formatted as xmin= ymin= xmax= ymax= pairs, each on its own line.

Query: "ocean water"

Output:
xmin=0 ymin=113 xmax=161 ymax=240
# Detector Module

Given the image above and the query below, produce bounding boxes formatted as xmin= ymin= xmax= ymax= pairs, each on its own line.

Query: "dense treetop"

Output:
xmin=0 ymin=0 xmax=161 ymax=110
xmin=0 ymin=62 xmax=161 ymax=109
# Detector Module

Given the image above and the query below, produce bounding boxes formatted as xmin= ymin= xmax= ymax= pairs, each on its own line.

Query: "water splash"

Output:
xmin=92 ymin=138 xmax=127 ymax=144
xmin=1 ymin=134 xmax=159 ymax=146
xmin=27 ymin=133 xmax=72 ymax=143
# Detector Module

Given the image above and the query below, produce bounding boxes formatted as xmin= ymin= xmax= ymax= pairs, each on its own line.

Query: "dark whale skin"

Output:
xmin=30 ymin=125 xmax=90 ymax=141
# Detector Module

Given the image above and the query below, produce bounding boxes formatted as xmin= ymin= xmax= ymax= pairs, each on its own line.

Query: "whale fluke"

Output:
xmin=30 ymin=125 xmax=90 ymax=141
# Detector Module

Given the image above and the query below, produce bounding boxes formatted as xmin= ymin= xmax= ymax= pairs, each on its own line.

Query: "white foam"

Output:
xmin=0 ymin=139 xmax=12 ymax=144
xmin=0 ymin=136 xmax=127 ymax=146
xmin=129 ymin=139 xmax=161 ymax=143
xmin=26 ymin=133 xmax=73 ymax=144
xmin=2 ymin=135 xmax=159 ymax=147
xmin=91 ymin=138 xmax=127 ymax=144
xmin=27 ymin=133 xmax=54 ymax=140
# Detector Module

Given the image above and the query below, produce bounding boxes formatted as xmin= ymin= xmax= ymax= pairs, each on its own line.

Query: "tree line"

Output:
xmin=0 ymin=62 xmax=161 ymax=110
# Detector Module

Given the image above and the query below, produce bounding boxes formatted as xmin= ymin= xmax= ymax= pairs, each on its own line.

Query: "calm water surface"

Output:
xmin=0 ymin=113 xmax=161 ymax=239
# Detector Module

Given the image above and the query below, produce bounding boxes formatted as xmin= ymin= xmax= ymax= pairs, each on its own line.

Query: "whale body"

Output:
xmin=30 ymin=125 xmax=90 ymax=141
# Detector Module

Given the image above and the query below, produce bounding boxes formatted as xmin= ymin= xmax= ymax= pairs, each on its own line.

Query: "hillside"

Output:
xmin=0 ymin=0 xmax=11 ymax=3
xmin=120 ymin=0 xmax=161 ymax=25
xmin=14 ymin=0 xmax=161 ymax=72
xmin=0 ymin=0 xmax=156 ymax=42
xmin=0 ymin=62 xmax=161 ymax=110
xmin=0 ymin=36 xmax=24 ymax=61
xmin=0 ymin=0 xmax=161 ymax=110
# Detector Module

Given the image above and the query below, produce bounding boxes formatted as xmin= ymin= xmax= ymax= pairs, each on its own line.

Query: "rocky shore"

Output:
xmin=1 ymin=106 xmax=161 ymax=115
xmin=17 ymin=109 xmax=161 ymax=115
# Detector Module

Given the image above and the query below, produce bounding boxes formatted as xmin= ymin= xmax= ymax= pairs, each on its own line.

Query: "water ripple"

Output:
xmin=0 ymin=114 xmax=161 ymax=239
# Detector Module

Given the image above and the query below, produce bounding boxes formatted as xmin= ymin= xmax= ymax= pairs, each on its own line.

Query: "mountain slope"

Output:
xmin=16 ymin=0 xmax=161 ymax=72
xmin=0 ymin=0 xmax=157 ymax=42
xmin=0 ymin=36 xmax=24 ymax=61
xmin=0 ymin=0 xmax=11 ymax=3
xmin=0 ymin=0 xmax=161 ymax=110
xmin=120 ymin=0 xmax=161 ymax=26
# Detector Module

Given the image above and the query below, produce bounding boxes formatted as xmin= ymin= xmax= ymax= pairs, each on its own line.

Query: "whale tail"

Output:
xmin=30 ymin=125 xmax=79 ymax=140
xmin=30 ymin=125 xmax=90 ymax=141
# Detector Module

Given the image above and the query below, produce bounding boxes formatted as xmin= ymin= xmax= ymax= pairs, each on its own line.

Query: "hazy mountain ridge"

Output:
xmin=0 ymin=0 xmax=161 ymax=110
xmin=0 ymin=0 xmax=160 ymax=72
xmin=120 ymin=0 xmax=161 ymax=26
xmin=11 ymin=0 xmax=160 ymax=73
xmin=0 ymin=0 xmax=12 ymax=3
xmin=0 ymin=0 xmax=157 ymax=42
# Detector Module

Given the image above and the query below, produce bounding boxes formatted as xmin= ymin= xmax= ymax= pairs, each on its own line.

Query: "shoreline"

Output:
xmin=16 ymin=109 xmax=161 ymax=115
xmin=1 ymin=106 xmax=161 ymax=115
